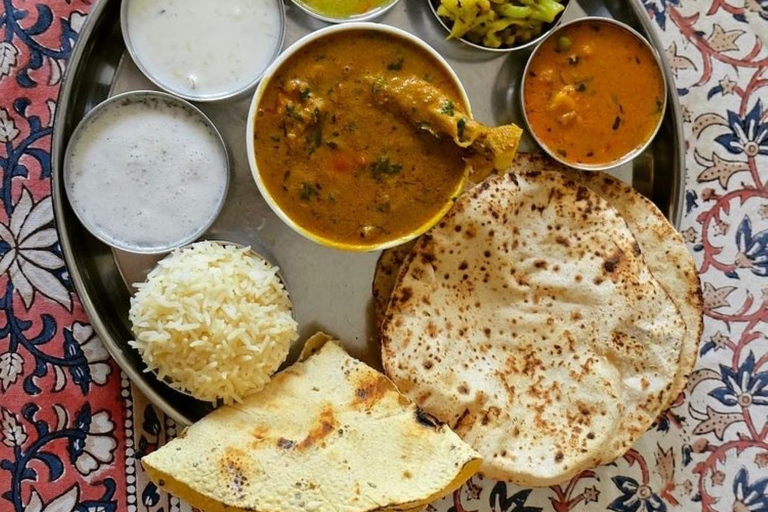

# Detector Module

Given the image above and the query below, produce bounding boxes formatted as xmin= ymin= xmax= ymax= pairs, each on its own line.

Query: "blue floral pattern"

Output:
xmin=715 ymin=101 xmax=768 ymax=158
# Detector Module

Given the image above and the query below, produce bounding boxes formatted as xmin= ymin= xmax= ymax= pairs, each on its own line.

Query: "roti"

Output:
xmin=380 ymin=171 xmax=686 ymax=486
xmin=373 ymin=240 xmax=415 ymax=330
xmin=513 ymin=153 xmax=703 ymax=410
xmin=142 ymin=334 xmax=481 ymax=512
xmin=375 ymin=153 xmax=702 ymax=410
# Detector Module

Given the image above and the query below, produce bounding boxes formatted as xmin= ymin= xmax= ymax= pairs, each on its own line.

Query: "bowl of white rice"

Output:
xmin=128 ymin=240 xmax=298 ymax=404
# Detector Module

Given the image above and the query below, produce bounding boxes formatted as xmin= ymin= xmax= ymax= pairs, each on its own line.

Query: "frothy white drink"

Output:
xmin=65 ymin=95 xmax=228 ymax=252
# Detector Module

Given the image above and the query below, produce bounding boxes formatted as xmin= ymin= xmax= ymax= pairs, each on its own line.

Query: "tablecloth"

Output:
xmin=0 ymin=1 xmax=766 ymax=511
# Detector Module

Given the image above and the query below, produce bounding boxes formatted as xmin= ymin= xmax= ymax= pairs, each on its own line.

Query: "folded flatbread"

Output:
xmin=381 ymin=170 xmax=686 ymax=486
xmin=142 ymin=334 xmax=481 ymax=512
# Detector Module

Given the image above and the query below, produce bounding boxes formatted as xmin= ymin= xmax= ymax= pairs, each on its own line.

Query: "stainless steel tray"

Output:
xmin=52 ymin=0 xmax=685 ymax=426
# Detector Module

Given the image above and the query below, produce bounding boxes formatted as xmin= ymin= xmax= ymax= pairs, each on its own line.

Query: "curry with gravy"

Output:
xmin=253 ymin=30 xmax=469 ymax=248
xmin=523 ymin=19 xmax=665 ymax=167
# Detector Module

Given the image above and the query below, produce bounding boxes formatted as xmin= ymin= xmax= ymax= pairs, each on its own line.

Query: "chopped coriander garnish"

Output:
xmin=457 ymin=117 xmax=467 ymax=139
xmin=369 ymin=156 xmax=402 ymax=179
xmin=440 ymin=100 xmax=455 ymax=117
xmin=300 ymin=88 xmax=311 ymax=101
xmin=300 ymin=182 xmax=319 ymax=201
xmin=285 ymin=103 xmax=302 ymax=121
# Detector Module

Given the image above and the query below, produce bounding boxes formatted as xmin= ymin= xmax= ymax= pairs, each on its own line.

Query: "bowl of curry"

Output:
xmin=247 ymin=23 xmax=473 ymax=252
xmin=521 ymin=17 xmax=667 ymax=170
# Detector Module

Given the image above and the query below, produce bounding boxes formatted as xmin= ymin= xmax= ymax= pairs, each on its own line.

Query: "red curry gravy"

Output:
xmin=523 ymin=20 xmax=665 ymax=167
xmin=253 ymin=30 xmax=468 ymax=248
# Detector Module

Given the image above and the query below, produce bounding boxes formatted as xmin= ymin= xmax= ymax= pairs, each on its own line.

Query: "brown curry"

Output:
xmin=253 ymin=30 xmax=469 ymax=248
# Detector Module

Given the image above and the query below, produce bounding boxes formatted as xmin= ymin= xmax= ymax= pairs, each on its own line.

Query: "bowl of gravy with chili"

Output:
xmin=521 ymin=17 xmax=667 ymax=171
xmin=247 ymin=23 xmax=472 ymax=252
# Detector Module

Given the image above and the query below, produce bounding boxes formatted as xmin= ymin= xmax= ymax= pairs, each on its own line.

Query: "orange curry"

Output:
xmin=253 ymin=30 xmax=468 ymax=248
xmin=523 ymin=21 xmax=665 ymax=166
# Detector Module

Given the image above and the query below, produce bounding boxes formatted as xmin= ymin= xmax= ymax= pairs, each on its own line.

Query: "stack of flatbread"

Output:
xmin=376 ymin=154 xmax=702 ymax=486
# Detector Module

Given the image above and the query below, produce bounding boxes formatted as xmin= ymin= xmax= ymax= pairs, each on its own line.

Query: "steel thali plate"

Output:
xmin=51 ymin=0 xmax=685 ymax=426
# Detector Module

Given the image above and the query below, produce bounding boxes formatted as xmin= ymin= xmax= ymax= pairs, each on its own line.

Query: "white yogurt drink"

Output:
xmin=123 ymin=0 xmax=284 ymax=101
xmin=64 ymin=92 xmax=229 ymax=253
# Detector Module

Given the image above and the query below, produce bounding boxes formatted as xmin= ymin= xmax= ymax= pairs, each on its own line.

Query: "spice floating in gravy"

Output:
xmin=253 ymin=30 xmax=470 ymax=249
xmin=523 ymin=19 xmax=666 ymax=168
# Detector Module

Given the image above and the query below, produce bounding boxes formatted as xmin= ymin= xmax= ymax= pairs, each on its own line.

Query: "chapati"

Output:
xmin=514 ymin=152 xmax=703 ymax=410
xmin=380 ymin=171 xmax=686 ymax=486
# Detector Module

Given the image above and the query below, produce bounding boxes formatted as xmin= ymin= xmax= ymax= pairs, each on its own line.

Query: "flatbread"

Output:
xmin=381 ymin=171 xmax=686 ymax=486
xmin=513 ymin=153 xmax=703 ymax=410
xmin=373 ymin=241 xmax=415 ymax=330
xmin=375 ymin=154 xmax=702 ymax=410
xmin=142 ymin=334 xmax=481 ymax=512
xmin=558 ymin=171 xmax=702 ymax=409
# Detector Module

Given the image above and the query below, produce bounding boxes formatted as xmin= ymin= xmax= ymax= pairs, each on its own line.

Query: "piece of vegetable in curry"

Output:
xmin=253 ymin=30 xmax=470 ymax=248
xmin=523 ymin=21 xmax=665 ymax=166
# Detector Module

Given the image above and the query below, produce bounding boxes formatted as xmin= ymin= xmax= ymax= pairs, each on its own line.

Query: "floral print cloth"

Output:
xmin=0 ymin=1 xmax=766 ymax=511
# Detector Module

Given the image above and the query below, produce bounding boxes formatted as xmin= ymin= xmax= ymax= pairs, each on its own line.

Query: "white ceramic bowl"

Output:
xmin=246 ymin=22 xmax=472 ymax=252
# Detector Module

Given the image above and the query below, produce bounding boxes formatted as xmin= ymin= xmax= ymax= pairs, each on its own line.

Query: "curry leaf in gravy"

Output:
xmin=300 ymin=88 xmax=312 ymax=101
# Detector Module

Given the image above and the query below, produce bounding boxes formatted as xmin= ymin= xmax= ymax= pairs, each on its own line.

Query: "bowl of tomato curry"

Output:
xmin=521 ymin=17 xmax=667 ymax=170
xmin=247 ymin=23 xmax=471 ymax=252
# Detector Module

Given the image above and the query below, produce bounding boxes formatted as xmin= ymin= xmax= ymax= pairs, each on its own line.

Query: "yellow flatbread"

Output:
xmin=142 ymin=334 xmax=481 ymax=512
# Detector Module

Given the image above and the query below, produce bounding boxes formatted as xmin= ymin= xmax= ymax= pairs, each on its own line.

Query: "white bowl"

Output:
xmin=246 ymin=22 xmax=472 ymax=252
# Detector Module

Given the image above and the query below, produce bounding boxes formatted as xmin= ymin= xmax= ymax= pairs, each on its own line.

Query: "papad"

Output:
xmin=142 ymin=335 xmax=481 ymax=512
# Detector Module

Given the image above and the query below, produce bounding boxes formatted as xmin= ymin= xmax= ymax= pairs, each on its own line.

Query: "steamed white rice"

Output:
xmin=128 ymin=241 xmax=298 ymax=404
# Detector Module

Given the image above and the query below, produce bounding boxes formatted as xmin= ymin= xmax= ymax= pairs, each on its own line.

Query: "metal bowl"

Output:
xmin=428 ymin=0 xmax=571 ymax=53
xmin=520 ymin=16 xmax=668 ymax=171
xmin=120 ymin=0 xmax=286 ymax=103
xmin=245 ymin=22 xmax=472 ymax=253
xmin=63 ymin=90 xmax=230 ymax=254
xmin=290 ymin=0 xmax=402 ymax=23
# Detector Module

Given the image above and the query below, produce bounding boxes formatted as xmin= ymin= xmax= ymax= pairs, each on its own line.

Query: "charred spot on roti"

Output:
xmin=277 ymin=437 xmax=296 ymax=449
xmin=602 ymin=250 xmax=624 ymax=273
xmin=296 ymin=407 xmax=339 ymax=451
